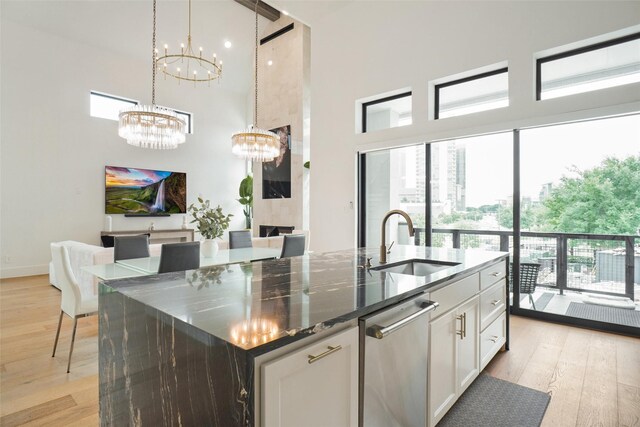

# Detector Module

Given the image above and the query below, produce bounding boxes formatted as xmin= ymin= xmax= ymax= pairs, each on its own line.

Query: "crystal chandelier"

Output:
xmin=231 ymin=0 xmax=279 ymax=162
xmin=118 ymin=0 xmax=186 ymax=150
xmin=156 ymin=0 xmax=223 ymax=85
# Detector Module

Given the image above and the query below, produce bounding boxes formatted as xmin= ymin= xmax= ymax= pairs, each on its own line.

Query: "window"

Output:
xmin=434 ymin=68 xmax=508 ymax=119
xmin=173 ymin=109 xmax=193 ymax=134
xmin=90 ymin=91 xmax=137 ymax=121
xmin=362 ymin=92 xmax=412 ymax=133
xmin=537 ymin=33 xmax=640 ymax=100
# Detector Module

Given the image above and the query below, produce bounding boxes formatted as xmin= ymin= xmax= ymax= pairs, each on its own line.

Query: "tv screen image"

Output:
xmin=105 ymin=166 xmax=186 ymax=214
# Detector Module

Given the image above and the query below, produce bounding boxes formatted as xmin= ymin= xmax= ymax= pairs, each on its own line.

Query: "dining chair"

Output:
xmin=50 ymin=243 xmax=98 ymax=373
xmin=280 ymin=234 xmax=306 ymax=258
xmin=229 ymin=230 xmax=253 ymax=249
xmin=114 ymin=235 xmax=150 ymax=262
xmin=509 ymin=262 xmax=541 ymax=309
xmin=158 ymin=242 xmax=201 ymax=274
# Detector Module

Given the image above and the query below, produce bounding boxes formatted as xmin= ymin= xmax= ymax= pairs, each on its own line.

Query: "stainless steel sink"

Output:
xmin=371 ymin=259 xmax=460 ymax=276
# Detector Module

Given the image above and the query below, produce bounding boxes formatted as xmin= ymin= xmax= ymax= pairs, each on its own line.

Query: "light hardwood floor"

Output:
xmin=1 ymin=275 xmax=638 ymax=426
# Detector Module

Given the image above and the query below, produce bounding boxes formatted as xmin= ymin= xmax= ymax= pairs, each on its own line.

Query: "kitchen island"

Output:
xmin=99 ymin=245 xmax=508 ymax=426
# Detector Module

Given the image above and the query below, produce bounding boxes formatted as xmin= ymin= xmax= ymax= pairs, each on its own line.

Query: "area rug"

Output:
xmin=565 ymin=302 xmax=640 ymax=328
xmin=438 ymin=375 xmax=551 ymax=427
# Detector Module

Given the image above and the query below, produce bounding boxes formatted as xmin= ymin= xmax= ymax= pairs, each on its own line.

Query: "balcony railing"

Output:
xmin=411 ymin=227 xmax=638 ymax=300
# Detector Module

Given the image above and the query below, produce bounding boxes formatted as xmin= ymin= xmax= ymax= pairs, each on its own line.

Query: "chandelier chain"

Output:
xmin=188 ymin=0 xmax=192 ymax=41
xmin=152 ymin=0 xmax=157 ymax=105
xmin=254 ymin=0 xmax=259 ymax=126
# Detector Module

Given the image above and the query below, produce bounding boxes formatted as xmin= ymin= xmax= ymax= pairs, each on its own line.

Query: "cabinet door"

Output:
xmin=428 ymin=310 xmax=457 ymax=427
xmin=262 ymin=327 xmax=358 ymax=427
xmin=456 ymin=296 xmax=479 ymax=393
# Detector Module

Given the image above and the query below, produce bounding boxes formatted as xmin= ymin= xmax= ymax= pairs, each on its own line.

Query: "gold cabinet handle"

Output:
xmin=491 ymin=299 xmax=502 ymax=306
xmin=308 ymin=345 xmax=342 ymax=364
xmin=489 ymin=335 xmax=499 ymax=343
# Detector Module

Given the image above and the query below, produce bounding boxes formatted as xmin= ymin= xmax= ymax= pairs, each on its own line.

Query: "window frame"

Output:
xmin=173 ymin=109 xmax=193 ymax=134
xmin=535 ymin=32 xmax=640 ymax=101
xmin=361 ymin=91 xmax=412 ymax=133
xmin=434 ymin=67 xmax=509 ymax=120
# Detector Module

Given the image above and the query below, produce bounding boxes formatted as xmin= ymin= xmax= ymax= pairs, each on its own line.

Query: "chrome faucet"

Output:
xmin=379 ymin=209 xmax=415 ymax=264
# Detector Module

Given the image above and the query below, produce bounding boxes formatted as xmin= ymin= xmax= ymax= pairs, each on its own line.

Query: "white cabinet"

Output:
xmin=456 ymin=296 xmax=479 ymax=393
xmin=428 ymin=295 xmax=479 ymax=427
xmin=428 ymin=259 xmax=507 ymax=427
xmin=261 ymin=326 xmax=359 ymax=427
xmin=428 ymin=310 xmax=458 ymax=425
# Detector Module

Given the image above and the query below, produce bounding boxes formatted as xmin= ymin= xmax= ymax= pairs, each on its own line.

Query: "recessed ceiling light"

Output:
xmin=267 ymin=60 xmax=273 ymax=66
xmin=282 ymin=10 xmax=289 ymax=16
xmin=224 ymin=40 xmax=232 ymax=49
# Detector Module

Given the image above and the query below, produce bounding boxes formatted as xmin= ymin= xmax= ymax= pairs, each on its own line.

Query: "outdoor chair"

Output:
xmin=509 ymin=262 xmax=541 ymax=310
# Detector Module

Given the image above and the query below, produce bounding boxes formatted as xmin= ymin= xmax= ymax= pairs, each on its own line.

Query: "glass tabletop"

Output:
xmin=81 ymin=263 xmax=149 ymax=280
xmin=116 ymin=247 xmax=282 ymax=275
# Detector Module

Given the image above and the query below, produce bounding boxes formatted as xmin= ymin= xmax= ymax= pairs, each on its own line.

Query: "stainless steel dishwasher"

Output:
xmin=359 ymin=292 xmax=438 ymax=427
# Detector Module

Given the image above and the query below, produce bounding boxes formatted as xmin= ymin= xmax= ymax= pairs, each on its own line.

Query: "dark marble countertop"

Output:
xmin=100 ymin=246 xmax=507 ymax=354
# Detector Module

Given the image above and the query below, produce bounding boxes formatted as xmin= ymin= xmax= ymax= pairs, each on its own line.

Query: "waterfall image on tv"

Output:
xmin=105 ymin=166 xmax=186 ymax=214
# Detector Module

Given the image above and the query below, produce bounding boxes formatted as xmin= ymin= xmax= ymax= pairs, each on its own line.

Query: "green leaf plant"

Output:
xmin=188 ymin=197 xmax=233 ymax=240
xmin=237 ymin=175 xmax=253 ymax=229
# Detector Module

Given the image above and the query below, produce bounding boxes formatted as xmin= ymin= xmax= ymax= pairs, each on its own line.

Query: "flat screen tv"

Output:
xmin=105 ymin=166 xmax=186 ymax=215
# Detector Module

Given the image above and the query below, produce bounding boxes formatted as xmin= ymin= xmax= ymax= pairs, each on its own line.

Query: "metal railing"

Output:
xmin=413 ymin=227 xmax=638 ymax=300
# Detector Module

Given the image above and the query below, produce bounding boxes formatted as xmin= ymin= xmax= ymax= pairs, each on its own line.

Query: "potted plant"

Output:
xmin=237 ymin=175 xmax=253 ymax=229
xmin=188 ymin=197 xmax=233 ymax=258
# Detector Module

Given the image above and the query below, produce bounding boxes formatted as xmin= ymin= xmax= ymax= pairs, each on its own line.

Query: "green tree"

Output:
xmin=541 ymin=156 xmax=640 ymax=235
xmin=496 ymin=204 xmax=539 ymax=230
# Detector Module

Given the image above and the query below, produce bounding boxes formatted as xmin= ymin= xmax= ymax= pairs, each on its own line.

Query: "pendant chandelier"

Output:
xmin=156 ymin=0 xmax=223 ymax=85
xmin=231 ymin=0 xmax=279 ymax=162
xmin=118 ymin=0 xmax=186 ymax=149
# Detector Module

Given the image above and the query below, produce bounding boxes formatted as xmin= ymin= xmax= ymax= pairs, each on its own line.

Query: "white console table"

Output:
xmin=101 ymin=229 xmax=195 ymax=245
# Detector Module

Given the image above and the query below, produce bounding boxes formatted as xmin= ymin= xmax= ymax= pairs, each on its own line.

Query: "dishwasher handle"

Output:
xmin=366 ymin=300 xmax=439 ymax=339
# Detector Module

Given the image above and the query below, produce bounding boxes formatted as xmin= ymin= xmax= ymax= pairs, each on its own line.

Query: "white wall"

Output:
xmin=0 ymin=20 xmax=249 ymax=278
xmin=309 ymin=1 xmax=640 ymax=253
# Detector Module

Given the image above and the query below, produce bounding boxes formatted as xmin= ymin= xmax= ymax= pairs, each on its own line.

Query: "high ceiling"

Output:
xmin=2 ymin=0 xmax=357 ymax=92
xmin=1 ymin=0 xmax=272 ymax=92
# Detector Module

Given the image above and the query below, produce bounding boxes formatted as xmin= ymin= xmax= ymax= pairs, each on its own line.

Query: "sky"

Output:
xmin=105 ymin=166 xmax=171 ymax=188
xmin=461 ymin=114 xmax=640 ymax=206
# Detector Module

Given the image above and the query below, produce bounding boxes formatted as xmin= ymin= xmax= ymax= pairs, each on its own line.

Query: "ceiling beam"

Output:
xmin=234 ymin=0 xmax=281 ymax=21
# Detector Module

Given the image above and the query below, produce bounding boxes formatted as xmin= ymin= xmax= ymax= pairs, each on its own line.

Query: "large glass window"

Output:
xmin=435 ymin=68 xmax=508 ymax=119
xmin=537 ymin=33 xmax=640 ymax=100
xmin=362 ymin=92 xmax=412 ymax=133
xmin=362 ymin=145 xmax=426 ymax=246
xmin=359 ymin=114 xmax=639 ymax=334
xmin=519 ymin=114 xmax=640 ymax=327
xmin=430 ymin=133 xmax=513 ymax=249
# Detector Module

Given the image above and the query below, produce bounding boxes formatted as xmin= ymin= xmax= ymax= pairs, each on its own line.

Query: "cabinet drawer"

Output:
xmin=480 ymin=260 xmax=506 ymax=291
xmin=480 ymin=313 xmax=506 ymax=370
xmin=430 ymin=273 xmax=479 ymax=319
xmin=480 ymin=279 xmax=506 ymax=331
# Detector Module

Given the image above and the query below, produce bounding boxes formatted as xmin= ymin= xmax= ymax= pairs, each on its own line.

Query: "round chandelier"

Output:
xmin=231 ymin=0 xmax=279 ymax=162
xmin=156 ymin=0 xmax=223 ymax=85
xmin=118 ymin=0 xmax=186 ymax=149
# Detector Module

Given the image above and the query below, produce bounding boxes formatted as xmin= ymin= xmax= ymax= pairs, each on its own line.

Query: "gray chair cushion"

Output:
xmin=280 ymin=234 xmax=305 ymax=258
xmin=229 ymin=230 xmax=253 ymax=249
xmin=158 ymin=242 xmax=200 ymax=274
xmin=114 ymin=235 xmax=150 ymax=261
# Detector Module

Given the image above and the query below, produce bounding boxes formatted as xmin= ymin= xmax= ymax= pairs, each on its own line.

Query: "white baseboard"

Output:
xmin=0 ymin=264 xmax=49 ymax=279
